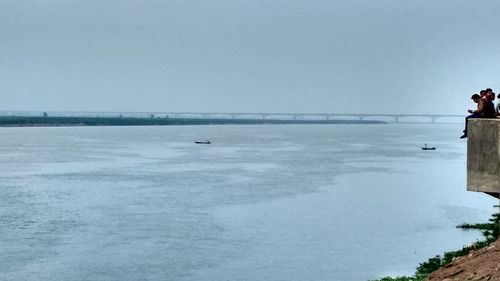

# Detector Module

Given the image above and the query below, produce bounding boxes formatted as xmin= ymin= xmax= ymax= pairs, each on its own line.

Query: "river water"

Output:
xmin=0 ymin=124 xmax=496 ymax=281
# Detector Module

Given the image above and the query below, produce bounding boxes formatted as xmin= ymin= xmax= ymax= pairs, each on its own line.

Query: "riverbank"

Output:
xmin=372 ymin=206 xmax=499 ymax=281
xmin=0 ymin=116 xmax=385 ymax=127
xmin=427 ymin=238 xmax=499 ymax=280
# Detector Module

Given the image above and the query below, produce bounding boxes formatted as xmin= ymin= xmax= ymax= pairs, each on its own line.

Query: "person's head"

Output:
xmin=480 ymin=90 xmax=486 ymax=97
xmin=497 ymin=93 xmax=500 ymax=99
xmin=471 ymin=94 xmax=481 ymax=103
xmin=484 ymin=91 xmax=495 ymax=102
xmin=485 ymin=88 xmax=494 ymax=99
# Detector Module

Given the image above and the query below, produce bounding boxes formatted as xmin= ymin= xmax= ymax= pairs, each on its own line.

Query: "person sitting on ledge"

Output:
xmin=483 ymin=88 xmax=497 ymax=118
xmin=460 ymin=93 xmax=484 ymax=139
xmin=497 ymin=93 xmax=500 ymax=115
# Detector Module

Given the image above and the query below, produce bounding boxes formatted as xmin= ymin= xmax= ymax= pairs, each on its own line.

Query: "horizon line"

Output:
xmin=0 ymin=110 xmax=465 ymax=117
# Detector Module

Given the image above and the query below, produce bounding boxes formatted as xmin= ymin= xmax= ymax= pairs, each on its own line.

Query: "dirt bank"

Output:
xmin=427 ymin=238 xmax=500 ymax=281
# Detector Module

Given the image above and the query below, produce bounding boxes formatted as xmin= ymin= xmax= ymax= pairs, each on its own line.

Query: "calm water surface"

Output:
xmin=0 ymin=124 xmax=496 ymax=281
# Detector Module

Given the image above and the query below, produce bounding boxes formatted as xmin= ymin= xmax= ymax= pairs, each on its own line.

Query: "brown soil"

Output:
xmin=426 ymin=238 xmax=500 ymax=281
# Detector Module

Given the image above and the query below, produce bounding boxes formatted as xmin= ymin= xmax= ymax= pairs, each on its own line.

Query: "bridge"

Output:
xmin=153 ymin=112 xmax=464 ymax=124
xmin=0 ymin=111 xmax=465 ymax=124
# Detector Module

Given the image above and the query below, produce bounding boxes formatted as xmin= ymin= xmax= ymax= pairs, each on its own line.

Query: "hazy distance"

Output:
xmin=1 ymin=0 xmax=499 ymax=114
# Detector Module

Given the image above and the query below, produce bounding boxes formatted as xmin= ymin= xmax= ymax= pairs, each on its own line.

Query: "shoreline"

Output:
xmin=0 ymin=116 xmax=386 ymax=127
xmin=372 ymin=206 xmax=499 ymax=281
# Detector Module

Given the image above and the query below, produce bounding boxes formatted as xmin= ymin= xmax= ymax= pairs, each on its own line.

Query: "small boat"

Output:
xmin=421 ymin=144 xmax=436 ymax=150
xmin=195 ymin=140 xmax=211 ymax=144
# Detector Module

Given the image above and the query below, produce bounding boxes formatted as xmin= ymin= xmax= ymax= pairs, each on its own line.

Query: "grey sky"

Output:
xmin=1 ymin=0 xmax=499 ymax=114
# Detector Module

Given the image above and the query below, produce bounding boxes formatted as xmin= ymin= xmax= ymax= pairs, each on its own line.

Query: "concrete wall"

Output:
xmin=467 ymin=119 xmax=500 ymax=196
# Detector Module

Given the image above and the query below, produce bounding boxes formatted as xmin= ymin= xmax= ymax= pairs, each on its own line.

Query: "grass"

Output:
xmin=370 ymin=205 xmax=499 ymax=281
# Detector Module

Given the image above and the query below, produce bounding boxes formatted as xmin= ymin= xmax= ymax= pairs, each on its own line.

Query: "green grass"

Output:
xmin=370 ymin=205 xmax=499 ymax=281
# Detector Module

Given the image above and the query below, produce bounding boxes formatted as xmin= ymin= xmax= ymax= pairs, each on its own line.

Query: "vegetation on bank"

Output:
xmin=371 ymin=205 xmax=499 ymax=281
xmin=0 ymin=116 xmax=386 ymax=126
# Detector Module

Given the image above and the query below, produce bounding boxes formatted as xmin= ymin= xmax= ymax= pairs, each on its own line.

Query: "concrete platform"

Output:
xmin=467 ymin=118 xmax=500 ymax=198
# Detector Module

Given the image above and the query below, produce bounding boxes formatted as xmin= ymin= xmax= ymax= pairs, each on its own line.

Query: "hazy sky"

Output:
xmin=1 ymin=0 xmax=499 ymax=114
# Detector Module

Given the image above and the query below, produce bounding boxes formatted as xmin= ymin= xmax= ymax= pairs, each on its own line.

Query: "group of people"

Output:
xmin=461 ymin=88 xmax=500 ymax=139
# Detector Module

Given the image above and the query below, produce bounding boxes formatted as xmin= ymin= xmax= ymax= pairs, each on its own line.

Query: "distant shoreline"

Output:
xmin=0 ymin=116 xmax=386 ymax=127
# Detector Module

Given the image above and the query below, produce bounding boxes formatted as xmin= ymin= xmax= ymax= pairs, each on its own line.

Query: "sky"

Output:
xmin=1 ymin=0 xmax=499 ymax=114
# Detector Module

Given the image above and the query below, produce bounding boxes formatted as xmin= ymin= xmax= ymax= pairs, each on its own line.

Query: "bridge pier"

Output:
xmin=394 ymin=116 xmax=399 ymax=123
xmin=431 ymin=117 xmax=436 ymax=124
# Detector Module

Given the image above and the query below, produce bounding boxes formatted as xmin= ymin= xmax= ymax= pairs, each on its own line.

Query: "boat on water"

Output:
xmin=195 ymin=140 xmax=211 ymax=144
xmin=421 ymin=144 xmax=436 ymax=150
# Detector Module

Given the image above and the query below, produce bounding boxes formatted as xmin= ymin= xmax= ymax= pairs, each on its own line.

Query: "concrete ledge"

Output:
xmin=467 ymin=119 xmax=500 ymax=197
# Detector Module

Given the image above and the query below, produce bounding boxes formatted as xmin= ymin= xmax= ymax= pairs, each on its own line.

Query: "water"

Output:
xmin=0 ymin=124 xmax=496 ymax=281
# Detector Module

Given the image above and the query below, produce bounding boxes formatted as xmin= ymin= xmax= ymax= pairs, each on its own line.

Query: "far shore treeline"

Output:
xmin=0 ymin=116 xmax=386 ymax=127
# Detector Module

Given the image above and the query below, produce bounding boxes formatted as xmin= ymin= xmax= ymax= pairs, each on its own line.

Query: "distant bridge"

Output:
xmin=0 ymin=111 xmax=465 ymax=124
xmin=155 ymin=112 xmax=464 ymax=124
